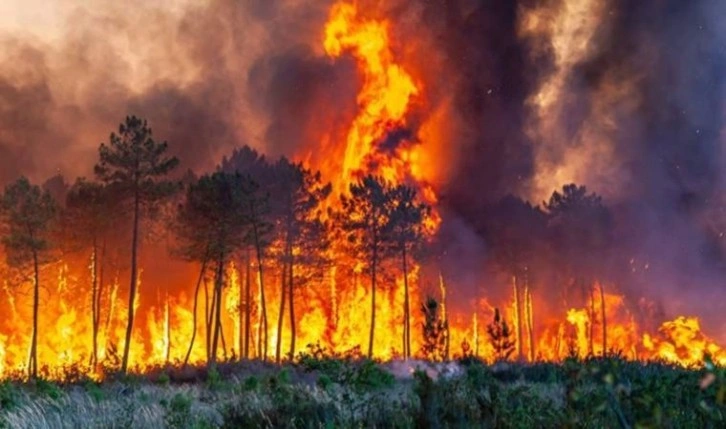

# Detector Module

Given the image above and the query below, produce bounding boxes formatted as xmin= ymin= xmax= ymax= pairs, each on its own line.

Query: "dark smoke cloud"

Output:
xmin=0 ymin=0 xmax=339 ymax=184
xmin=406 ymin=0 xmax=726 ymax=333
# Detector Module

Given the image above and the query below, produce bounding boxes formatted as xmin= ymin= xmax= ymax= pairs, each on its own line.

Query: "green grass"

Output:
xmin=0 ymin=355 xmax=723 ymax=428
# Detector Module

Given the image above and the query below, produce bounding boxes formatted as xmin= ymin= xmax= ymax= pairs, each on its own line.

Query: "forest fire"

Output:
xmin=0 ymin=0 xmax=724 ymax=382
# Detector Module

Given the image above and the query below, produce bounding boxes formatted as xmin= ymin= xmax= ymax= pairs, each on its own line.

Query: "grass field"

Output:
xmin=0 ymin=352 xmax=724 ymax=428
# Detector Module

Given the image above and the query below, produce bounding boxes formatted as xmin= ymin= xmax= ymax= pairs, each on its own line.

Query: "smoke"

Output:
xmin=415 ymin=0 xmax=726 ymax=333
xmin=1 ymin=0 xmax=725 ymax=333
xmin=0 ymin=0 xmax=343 ymax=184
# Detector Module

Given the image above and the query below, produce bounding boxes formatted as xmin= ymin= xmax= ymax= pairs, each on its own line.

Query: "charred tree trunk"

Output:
xmin=184 ymin=257 xmax=208 ymax=366
xmin=121 ymin=187 xmax=140 ymax=373
xmin=600 ymin=283 xmax=607 ymax=356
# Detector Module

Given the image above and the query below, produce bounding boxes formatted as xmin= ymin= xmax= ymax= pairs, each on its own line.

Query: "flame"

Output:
xmin=0 ymin=0 xmax=722 ymax=380
xmin=324 ymin=2 xmax=419 ymax=187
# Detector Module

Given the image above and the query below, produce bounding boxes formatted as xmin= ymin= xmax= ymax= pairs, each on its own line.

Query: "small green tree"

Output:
xmin=420 ymin=297 xmax=448 ymax=362
xmin=487 ymin=308 xmax=515 ymax=361
xmin=0 ymin=177 xmax=58 ymax=378
xmin=95 ymin=116 xmax=179 ymax=373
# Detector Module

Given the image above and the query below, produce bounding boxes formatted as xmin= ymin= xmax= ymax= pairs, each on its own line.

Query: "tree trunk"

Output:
xmin=204 ymin=276 xmax=211 ymax=360
xmin=121 ymin=189 xmax=141 ymax=373
xmin=369 ymin=242 xmax=377 ymax=359
xmin=90 ymin=240 xmax=99 ymax=368
xmin=29 ymin=249 xmax=40 ymax=379
xmin=288 ymin=252 xmax=295 ymax=360
xmin=95 ymin=239 xmax=106 ymax=367
xmin=184 ymin=258 xmax=208 ymax=366
xmin=275 ymin=264 xmax=286 ymax=363
xmin=588 ymin=283 xmax=595 ymax=356
xmin=440 ymin=274 xmax=449 ymax=360
xmin=525 ymin=286 xmax=535 ymax=362
xmin=600 ymin=283 xmax=607 ymax=356
xmin=210 ymin=254 xmax=224 ymax=363
xmin=206 ymin=278 xmax=216 ymax=361
xmin=104 ymin=268 xmax=119 ymax=344
xmin=244 ymin=248 xmax=251 ymax=360
xmin=219 ymin=316 xmax=227 ymax=361
xmin=238 ymin=259 xmax=244 ymax=360
xmin=512 ymin=275 xmax=523 ymax=361
xmin=253 ymin=224 xmax=268 ymax=360
xmin=164 ymin=296 xmax=171 ymax=363
xmin=402 ymin=244 xmax=410 ymax=359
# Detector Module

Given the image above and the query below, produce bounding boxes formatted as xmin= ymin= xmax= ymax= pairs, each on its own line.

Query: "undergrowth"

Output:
xmin=0 ymin=353 xmax=722 ymax=428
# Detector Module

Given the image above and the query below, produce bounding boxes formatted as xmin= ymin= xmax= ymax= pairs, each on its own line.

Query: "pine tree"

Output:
xmin=174 ymin=172 xmax=252 ymax=364
xmin=337 ymin=175 xmax=392 ymax=358
xmin=94 ymin=116 xmax=179 ymax=373
xmin=487 ymin=308 xmax=515 ymax=361
xmin=65 ymin=179 xmax=116 ymax=368
xmin=270 ymin=158 xmax=331 ymax=362
xmin=0 ymin=177 xmax=58 ymax=378
xmin=420 ymin=297 xmax=448 ymax=362
xmin=386 ymin=184 xmax=430 ymax=359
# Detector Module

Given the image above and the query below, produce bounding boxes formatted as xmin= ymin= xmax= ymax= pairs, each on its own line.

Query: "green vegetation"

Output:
xmin=0 ymin=355 xmax=723 ymax=428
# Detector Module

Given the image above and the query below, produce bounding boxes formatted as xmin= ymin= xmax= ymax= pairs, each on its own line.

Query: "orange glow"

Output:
xmin=0 ymin=1 xmax=723 ymax=380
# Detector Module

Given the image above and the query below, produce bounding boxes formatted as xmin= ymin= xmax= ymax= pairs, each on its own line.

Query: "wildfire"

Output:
xmin=0 ymin=0 xmax=722 ymax=381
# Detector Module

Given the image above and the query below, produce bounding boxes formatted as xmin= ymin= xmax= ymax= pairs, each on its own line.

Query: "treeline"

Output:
xmin=0 ymin=116 xmax=433 ymax=378
xmin=0 ymin=115 xmax=635 ymax=380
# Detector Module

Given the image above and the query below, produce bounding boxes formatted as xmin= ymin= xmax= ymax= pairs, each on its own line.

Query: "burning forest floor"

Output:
xmin=0 ymin=352 xmax=724 ymax=428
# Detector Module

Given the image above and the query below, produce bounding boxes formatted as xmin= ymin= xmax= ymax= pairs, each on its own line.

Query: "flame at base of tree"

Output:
xmin=0 ymin=262 xmax=723 ymax=380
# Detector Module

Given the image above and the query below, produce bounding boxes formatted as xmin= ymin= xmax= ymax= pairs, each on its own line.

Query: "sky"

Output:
xmin=0 ymin=0 xmax=65 ymax=41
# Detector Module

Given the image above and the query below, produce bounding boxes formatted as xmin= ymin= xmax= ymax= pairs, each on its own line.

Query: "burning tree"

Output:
xmin=546 ymin=184 xmax=613 ymax=356
xmin=269 ymin=158 xmax=331 ymax=362
xmin=95 ymin=116 xmax=179 ymax=372
xmin=220 ymin=146 xmax=273 ymax=360
xmin=64 ymin=179 xmax=117 ymax=368
xmin=385 ymin=184 xmax=430 ymax=359
xmin=337 ymin=175 xmax=392 ymax=358
xmin=420 ymin=297 xmax=448 ymax=362
xmin=487 ymin=308 xmax=515 ymax=362
xmin=483 ymin=195 xmax=546 ymax=361
xmin=0 ymin=177 xmax=58 ymax=378
xmin=174 ymin=172 xmax=256 ymax=364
